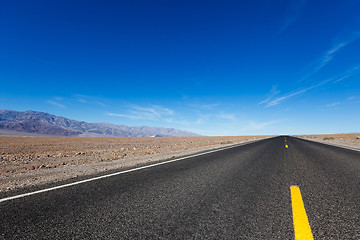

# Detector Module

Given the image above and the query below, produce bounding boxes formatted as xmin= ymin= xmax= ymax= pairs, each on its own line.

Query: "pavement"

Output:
xmin=1 ymin=136 xmax=359 ymax=239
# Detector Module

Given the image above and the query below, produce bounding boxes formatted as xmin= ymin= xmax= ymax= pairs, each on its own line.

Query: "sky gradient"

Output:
xmin=1 ymin=0 xmax=360 ymax=136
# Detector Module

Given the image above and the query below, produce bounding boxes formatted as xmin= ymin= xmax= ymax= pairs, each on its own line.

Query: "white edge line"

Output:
xmin=0 ymin=138 xmax=267 ymax=203
xmin=295 ymin=136 xmax=360 ymax=153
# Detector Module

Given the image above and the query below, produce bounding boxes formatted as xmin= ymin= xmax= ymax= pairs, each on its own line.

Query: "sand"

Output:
xmin=0 ymin=136 xmax=269 ymax=192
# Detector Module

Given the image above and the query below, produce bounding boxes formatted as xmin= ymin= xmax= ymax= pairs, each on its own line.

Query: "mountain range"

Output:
xmin=0 ymin=110 xmax=200 ymax=137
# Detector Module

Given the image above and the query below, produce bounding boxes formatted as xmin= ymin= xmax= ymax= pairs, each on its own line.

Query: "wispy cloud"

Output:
xmin=218 ymin=113 xmax=236 ymax=121
xmin=164 ymin=118 xmax=189 ymax=125
xmin=242 ymin=120 xmax=279 ymax=131
xmin=74 ymin=94 xmax=107 ymax=107
xmin=188 ymin=103 xmax=220 ymax=110
xmin=77 ymin=99 xmax=88 ymax=103
xmin=280 ymin=0 xmax=307 ymax=33
xmin=195 ymin=118 xmax=206 ymax=124
xmin=332 ymin=65 xmax=360 ymax=83
xmin=53 ymin=97 xmax=64 ymax=101
xmin=107 ymin=104 xmax=174 ymax=121
xmin=313 ymin=40 xmax=354 ymax=73
xmin=47 ymin=100 xmax=65 ymax=108
xmin=165 ymin=116 xmax=207 ymax=126
xmin=326 ymin=102 xmax=340 ymax=107
xmin=131 ymin=105 xmax=174 ymax=116
xmin=300 ymin=35 xmax=360 ymax=82
xmin=262 ymin=64 xmax=360 ymax=107
xmin=259 ymin=85 xmax=280 ymax=105
xmin=265 ymin=83 xmax=321 ymax=107
xmin=324 ymin=95 xmax=359 ymax=108
xmin=106 ymin=112 xmax=142 ymax=120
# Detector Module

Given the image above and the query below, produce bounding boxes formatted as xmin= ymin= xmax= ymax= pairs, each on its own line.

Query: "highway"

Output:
xmin=1 ymin=136 xmax=360 ymax=239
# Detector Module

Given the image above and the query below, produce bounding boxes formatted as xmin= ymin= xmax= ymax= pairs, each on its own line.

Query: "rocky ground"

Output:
xmin=0 ymin=136 xmax=269 ymax=192
xmin=295 ymin=133 xmax=360 ymax=150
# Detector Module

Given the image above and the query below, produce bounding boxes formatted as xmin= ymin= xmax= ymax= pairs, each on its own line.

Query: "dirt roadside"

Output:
xmin=0 ymin=136 xmax=270 ymax=192
xmin=294 ymin=134 xmax=360 ymax=150
xmin=2 ymin=134 xmax=358 ymax=193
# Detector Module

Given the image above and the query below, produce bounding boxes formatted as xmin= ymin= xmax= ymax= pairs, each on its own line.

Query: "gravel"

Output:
xmin=0 ymin=136 xmax=270 ymax=192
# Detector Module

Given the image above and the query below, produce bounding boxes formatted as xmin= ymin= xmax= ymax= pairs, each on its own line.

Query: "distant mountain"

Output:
xmin=0 ymin=110 xmax=200 ymax=137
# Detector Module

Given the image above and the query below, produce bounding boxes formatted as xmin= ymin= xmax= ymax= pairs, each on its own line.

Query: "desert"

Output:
xmin=295 ymin=133 xmax=360 ymax=150
xmin=0 ymin=136 xmax=268 ymax=192
xmin=1 ymin=134 xmax=359 ymax=193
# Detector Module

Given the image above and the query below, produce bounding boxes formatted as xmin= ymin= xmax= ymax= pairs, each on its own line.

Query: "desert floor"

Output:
xmin=295 ymin=133 xmax=360 ymax=149
xmin=0 ymin=136 xmax=269 ymax=192
xmin=1 ymin=134 xmax=359 ymax=193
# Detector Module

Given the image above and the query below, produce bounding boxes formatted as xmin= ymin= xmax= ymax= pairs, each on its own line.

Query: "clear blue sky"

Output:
xmin=1 ymin=0 xmax=360 ymax=136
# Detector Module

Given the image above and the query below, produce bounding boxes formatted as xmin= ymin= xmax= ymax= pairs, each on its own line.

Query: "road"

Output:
xmin=1 ymin=136 xmax=360 ymax=239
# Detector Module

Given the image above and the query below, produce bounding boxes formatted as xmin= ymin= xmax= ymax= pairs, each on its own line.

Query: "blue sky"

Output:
xmin=1 ymin=0 xmax=360 ymax=136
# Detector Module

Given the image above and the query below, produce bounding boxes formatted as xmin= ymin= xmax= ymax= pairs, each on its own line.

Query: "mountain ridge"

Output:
xmin=0 ymin=110 xmax=200 ymax=137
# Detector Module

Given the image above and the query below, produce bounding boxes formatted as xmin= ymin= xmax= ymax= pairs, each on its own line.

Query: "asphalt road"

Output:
xmin=1 ymin=136 xmax=359 ymax=239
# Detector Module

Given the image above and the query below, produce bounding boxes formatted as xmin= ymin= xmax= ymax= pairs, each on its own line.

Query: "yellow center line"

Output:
xmin=285 ymin=144 xmax=288 ymax=148
xmin=290 ymin=186 xmax=314 ymax=240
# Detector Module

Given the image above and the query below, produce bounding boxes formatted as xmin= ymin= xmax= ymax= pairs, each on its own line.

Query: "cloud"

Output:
xmin=347 ymin=96 xmax=356 ymax=101
xmin=265 ymin=84 xmax=318 ymax=107
xmin=74 ymin=94 xmax=107 ymax=107
xmin=218 ymin=114 xmax=236 ymax=121
xmin=265 ymin=76 xmax=336 ymax=107
xmin=326 ymin=102 xmax=340 ymax=107
xmin=324 ymin=95 xmax=359 ymax=108
xmin=332 ymin=65 xmax=360 ymax=83
xmin=53 ymin=97 xmax=64 ymax=101
xmin=188 ymin=103 xmax=220 ymax=110
xmin=300 ymin=35 xmax=360 ymax=82
xmin=131 ymin=105 xmax=174 ymax=116
xmin=106 ymin=112 xmax=142 ymax=120
xmin=47 ymin=100 xmax=65 ymax=108
xmin=259 ymin=85 xmax=280 ymax=105
xmin=107 ymin=105 xmax=208 ymax=127
xmin=164 ymin=116 xmax=207 ymax=126
xmin=314 ymin=41 xmax=351 ymax=72
xmin=242 ymin=120 xmax=279 ymax=131
xmin=195 ymin=118 xmax=206 ymax=124
xmin=165 ymin=118 xmax=190 ymax=125
xmin=263 ymin=65 xmax=360 ymax=107
xmin=280 ymin=0 xmax=307 ymax=33
xmin=107 ymin=104 xmax=174 ymax=121
xmin=77 ymin=99 xmax=88 ymax=103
